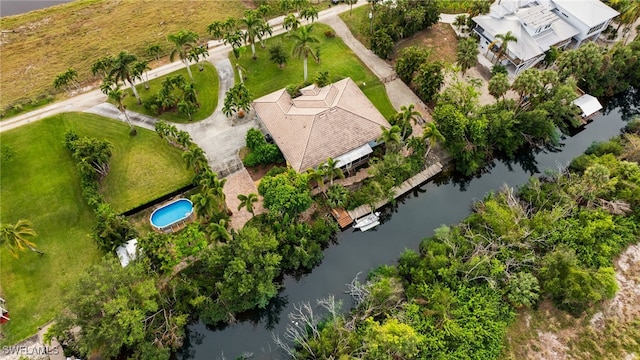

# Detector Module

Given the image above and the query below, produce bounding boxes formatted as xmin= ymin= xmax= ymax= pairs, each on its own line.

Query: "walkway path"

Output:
xmin=319 ymin=15 xmax=432 ymax=120
xmin=223 ymin=168 xmax=266 ymax=231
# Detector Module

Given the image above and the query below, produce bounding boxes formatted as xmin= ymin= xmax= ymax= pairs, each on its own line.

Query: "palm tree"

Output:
xmin=422 ymin=122 xmax=444 ymax=157
xmin=322 ymin=157 xmax=344 ymax=186
xmin=284 ymin=13 xmax=301 ymax=35
xmin=241 ymin=11 xmax=262 ymax=60
xmin=235 ymin=63 xmax=247 ymax=83
xmin=237 ymin=193 xmax=259 ymax=216
xmin=188 ymin=46 xmax=209 ymax=71
xmin=610 ymin=0 xmax=640 ymax=37
xmin=110 ymin=51 xmax=142 ymax=104
xmin=1 ymin=220 xmax=43 ymax=257
xmin=488 ymin=72 xmax=510 ymax=102
xmin=176 ymin=131 xmax=192 ymax=149
xmin=191 ymin=186 xmax=224 ymax=222
xmin=257 ymin=4 xmax=272 ymax=20
xmin=183 ymin=81 xmax=198 ymax=105
xmin=107 ymin=85 xmax=135 ymax=134
xmin=168 ymin=29 xmax=199 ymax=81
xmin=133 ymin=60 xmax=151 ymax=90
xmin=300 ymin=6 xmax=319 ymax=24
xmin=53 ymin=68 xmax=80 ymax=92
xmin=292 ymin=0 xmax=308 ymax=13
xmin=207 ymin=219 xmax=232 ymax=242
xmin=326 ymin=184 xmax=349 ymax=209
xmin=177 ymin=99 xmax=198 ymax=121
xmin=223 ymin=30 xmax=245 ymax=60
xmin=396 ymin=104 xmax=421 ymax=141
xmin=291 ymin=26 xmax=319 ymax=82
xmin=258 ymin=21 xmax=273 ymax=49
xmin=280 ymin=0 xmax=293 ymax=14
xmin=456 ymin=37 xmax=479 ymax=74
xmin=182 ymin=146 xmax=208 ymax=174
xmin=346 ymin=0 xmax=357 ymax=16
xmin=91 ymin=56 xmax=114 ymax=78
xmin=378 ymin=125 xmax=402 ymax=154
xmin=494 ymin=31 xmax=518 ymax=63
xmin=306 ymin=167 xmax=326 ymax=192
xmin=453 ymin=14 xmax=467 ymax=33
xmin=145 ymin=43 xmax=163 ymax=61
xmin=207 ymin=21 xmax=226 ymax=40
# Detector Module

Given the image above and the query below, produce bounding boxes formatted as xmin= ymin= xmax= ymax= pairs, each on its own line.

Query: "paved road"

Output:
xmin=1 ymin=0 xmax=438 ymax=171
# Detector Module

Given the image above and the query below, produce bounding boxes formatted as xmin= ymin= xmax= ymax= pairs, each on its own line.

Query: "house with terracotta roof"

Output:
xmin=252 ymin=78 xmax=391 ymax=173
xmin=473 ymin=0 xmax=618 ymax=74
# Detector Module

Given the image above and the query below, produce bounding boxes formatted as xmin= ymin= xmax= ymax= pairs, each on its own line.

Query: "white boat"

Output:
xmin=353 ymin=212 xmax=380 ymax=232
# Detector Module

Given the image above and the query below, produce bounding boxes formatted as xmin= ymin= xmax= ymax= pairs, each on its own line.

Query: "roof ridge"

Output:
xmin=335 ymin=105 xmax=389 ymax=127
xmin=298 ymin=111 xmax=326 ymax=171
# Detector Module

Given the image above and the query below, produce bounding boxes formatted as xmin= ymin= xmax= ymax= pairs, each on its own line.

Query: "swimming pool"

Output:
xmin=150 ymin=198 xmax=194 ymax=231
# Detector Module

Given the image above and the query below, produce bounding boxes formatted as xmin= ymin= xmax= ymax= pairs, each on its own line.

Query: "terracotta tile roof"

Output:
xmin=253 ymin=78 xmax=391 ymax=172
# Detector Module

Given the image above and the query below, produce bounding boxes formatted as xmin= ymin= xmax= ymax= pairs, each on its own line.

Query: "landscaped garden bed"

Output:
xmin=118 ymin=62 xmax=219 ymax=123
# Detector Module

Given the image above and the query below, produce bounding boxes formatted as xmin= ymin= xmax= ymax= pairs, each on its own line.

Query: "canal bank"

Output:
xmin=178 ymin=95 xmax=637 ymax=358
xmin=0 ymin=0 xmax=71 ymax=17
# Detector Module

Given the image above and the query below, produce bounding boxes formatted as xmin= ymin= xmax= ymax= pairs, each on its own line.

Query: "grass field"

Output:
xmin=0 ymin=0 xmax=249 ymax=113
xmin=232 ymin=23 xmax=396 ymax=119
xmin=119 ymin=62 xmax=219 ymax=123
xmin=0 ymin=113 xmax=191 ymax=344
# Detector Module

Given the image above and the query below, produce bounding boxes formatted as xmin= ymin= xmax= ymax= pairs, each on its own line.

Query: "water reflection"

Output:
xmin=602 ymin=87 xmax=640 ymax=120
xmin=181 ymin=89 xmax=639 ymax=359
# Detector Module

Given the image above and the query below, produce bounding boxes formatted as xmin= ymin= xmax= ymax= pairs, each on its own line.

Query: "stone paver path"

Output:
xmin=223 ymin=168 xmax=266 ymax=231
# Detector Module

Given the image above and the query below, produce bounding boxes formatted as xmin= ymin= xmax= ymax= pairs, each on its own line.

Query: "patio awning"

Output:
xmin=573 ymin=94 xmax=602 ymax=117
xmin=333 ymin=144 xmax=373 ymax=168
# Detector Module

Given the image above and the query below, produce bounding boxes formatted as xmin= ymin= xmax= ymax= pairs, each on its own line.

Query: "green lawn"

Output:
xmin=232 ymin=23 xmax=396 ymax=119
xmin=339 ymin=5 xmax=373 ymax=49
xmin=0 ymin=113 xmax=191 ymax=345
xmin=120 ymin=62 xmax=219 ymax=123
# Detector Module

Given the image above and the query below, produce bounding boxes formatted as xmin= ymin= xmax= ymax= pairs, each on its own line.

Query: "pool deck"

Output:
xmin=223 ymin=168 xmax=266 ymax=231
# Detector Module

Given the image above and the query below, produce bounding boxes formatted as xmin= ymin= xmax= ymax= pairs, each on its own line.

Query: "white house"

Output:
xmin=551 ymin=0 xmax=619 ymax=47
xmin=473 ymin=0 xmax=618 ymax=74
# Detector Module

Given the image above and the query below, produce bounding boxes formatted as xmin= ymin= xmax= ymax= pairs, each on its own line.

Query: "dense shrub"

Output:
xmin=243 ymin=128 xmax=284 ymax=167
xmin=584 ymin=139 xmax=623 ymax=157
xmin=64 ymin=130 xmax=137 ymax=251
xmin=490 ymin=64 xmax=508 ymax=77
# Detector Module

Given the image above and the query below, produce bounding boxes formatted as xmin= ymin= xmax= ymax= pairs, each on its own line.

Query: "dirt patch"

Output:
xmin=246 ymin=162 xmax=286 ymax=182
xmin=393 ymin=23 xmax=459 ymax=64
xmin=502 ymin=242 xmax=640 ymax=360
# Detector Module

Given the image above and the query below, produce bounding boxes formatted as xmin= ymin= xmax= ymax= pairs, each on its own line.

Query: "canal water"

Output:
xmin=0 ymin=0 xmax=71 ymax=17
xmin=179 ymin=97 xmax=637 ymax=359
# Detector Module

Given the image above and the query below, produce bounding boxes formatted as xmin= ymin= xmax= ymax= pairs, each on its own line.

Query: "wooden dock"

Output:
xmin=331 ymin=208 xmax=353 ymax=228
xmin=333 ymin=162 xmax=443 ymax=228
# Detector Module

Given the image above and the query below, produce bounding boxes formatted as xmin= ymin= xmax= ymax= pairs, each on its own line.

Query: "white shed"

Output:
xmin=116 ymin=239 xmax=138 ymax=267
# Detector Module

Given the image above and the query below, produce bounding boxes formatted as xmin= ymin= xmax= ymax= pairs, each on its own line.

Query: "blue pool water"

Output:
xmin=150 ymin=199 xmax=193 ymax=228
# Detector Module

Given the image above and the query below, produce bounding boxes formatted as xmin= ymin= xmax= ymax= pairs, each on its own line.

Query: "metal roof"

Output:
xmin=552 ymin=0 xmax=619 ymax=27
